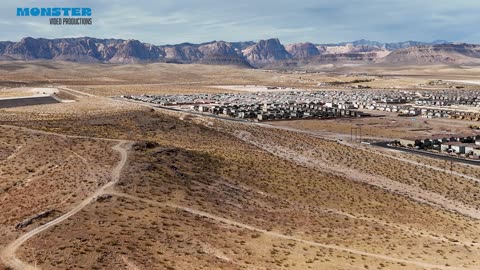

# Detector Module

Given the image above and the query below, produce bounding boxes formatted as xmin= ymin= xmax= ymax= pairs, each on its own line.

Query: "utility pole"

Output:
xmin=359 ymin=126 xmax=362 ymax=143
xmin=450 ymin=160 xmax=453 ymax=175
xmin=351 ymin=125 xmax=353 ymax=143
xmin=350 ymin=126 xmax=361 ymax=143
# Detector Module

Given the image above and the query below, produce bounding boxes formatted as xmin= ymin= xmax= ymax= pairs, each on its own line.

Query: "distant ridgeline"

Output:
xmin=16 ymin=7 xmax=93 ymax=25
xmin=1 ymin=35 xmax=478 ymax=66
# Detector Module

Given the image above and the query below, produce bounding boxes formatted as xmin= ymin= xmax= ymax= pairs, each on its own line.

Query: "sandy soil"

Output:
xmin=1 ymin=62 xmax=480 ymax=269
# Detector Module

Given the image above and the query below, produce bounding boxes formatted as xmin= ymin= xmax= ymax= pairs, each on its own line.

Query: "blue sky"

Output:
xmin=3 ymin=0 xmax=480 ymax=44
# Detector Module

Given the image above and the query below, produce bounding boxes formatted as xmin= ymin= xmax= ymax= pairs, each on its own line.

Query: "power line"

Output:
xmin=351 ymin=126 xmax=362 ymax=143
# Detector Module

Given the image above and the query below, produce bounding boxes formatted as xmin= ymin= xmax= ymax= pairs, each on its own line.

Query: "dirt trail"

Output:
xmin=109 ymin=191 xmax=468 ymax=270
xmin=0 ymin=124 xmax=121 ymax=142
xmin=235 ymin=131 xmax=480 ymax=220
xmin=58 ymin=86 xmax=95 ymax=98
xmin=212 ymin=173 xmax=475 ymax=246
xmin=261 ymin=123 xmax=480 ymax=183
xmin=0 ymin=145 xmax=25 ymax=163
xmin=337 ymin=140 xmax=480 ymax=183
xmin=382 ymin=151 xmax=480 ymax=182
xmin=0 ymin=140 xmax=131 ymax=270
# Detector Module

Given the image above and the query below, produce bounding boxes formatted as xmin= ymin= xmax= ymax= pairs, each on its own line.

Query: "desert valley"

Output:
xmin=0 ymin=44 xmax=479 ymax=270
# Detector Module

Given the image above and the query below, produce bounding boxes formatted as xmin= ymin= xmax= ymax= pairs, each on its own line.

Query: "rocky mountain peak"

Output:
xmin=285 ymin=42 xmax=320 ymax=58
xmin=242 ymin=38 xmax=291 ymax=67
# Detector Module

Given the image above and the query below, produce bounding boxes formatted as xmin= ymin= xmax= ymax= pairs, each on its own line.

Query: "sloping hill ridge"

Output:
xmin=381 ymin=43 xmax=480 ymax=64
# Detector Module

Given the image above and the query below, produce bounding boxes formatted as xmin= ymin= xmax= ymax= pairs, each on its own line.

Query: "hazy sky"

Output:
xmin=3 ymin=0 xmax=480 ymax=44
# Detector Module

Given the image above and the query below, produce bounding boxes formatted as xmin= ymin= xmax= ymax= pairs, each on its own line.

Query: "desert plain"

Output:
xmin=0 ymin=61 xmax=480 ymax=270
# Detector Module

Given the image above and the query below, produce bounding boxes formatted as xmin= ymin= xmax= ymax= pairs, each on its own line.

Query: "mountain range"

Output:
xmin=1 ymin=37 xmax=480 ymax=68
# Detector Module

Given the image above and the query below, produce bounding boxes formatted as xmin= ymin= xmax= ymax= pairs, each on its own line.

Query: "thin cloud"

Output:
xmin=1 ymin=0 xmax=480 ymax=44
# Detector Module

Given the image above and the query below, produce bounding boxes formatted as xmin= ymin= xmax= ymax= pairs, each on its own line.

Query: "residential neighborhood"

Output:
xmin=122 ymin=87 xmax=480 ymax=122
xmin=397 ymin=134 xmax=480 ymax=159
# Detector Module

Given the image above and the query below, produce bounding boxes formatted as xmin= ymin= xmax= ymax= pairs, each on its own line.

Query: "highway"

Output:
xmin=372 ymin=142 xmax=480 ymax=167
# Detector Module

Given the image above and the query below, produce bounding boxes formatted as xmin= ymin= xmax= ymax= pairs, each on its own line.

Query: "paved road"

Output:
xmin=372 ymin=142 xmax=480 ymax=167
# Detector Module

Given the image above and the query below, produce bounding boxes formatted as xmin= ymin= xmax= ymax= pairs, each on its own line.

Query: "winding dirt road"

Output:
xmin=109 ymin=191 xmax=467 ymax=270
xmin=0 ymin=140 xmax=132 ymax=270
